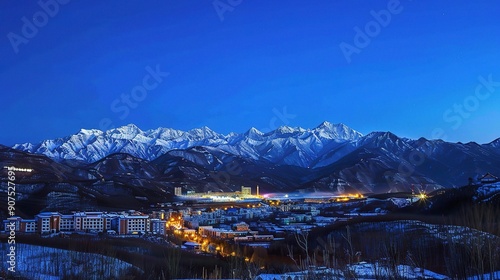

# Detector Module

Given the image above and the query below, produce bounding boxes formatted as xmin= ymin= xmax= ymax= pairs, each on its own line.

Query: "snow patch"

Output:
xmin=0 ymin=243 xmax=139 ymax=279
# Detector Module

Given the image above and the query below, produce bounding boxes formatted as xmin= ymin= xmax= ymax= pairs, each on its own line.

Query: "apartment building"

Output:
xmin=115 ymin=215 xmax=150 ymax=235
xmin=150 ymin=219 xmax=166 ymax=235
xmin=36 ymin=212 xmax=61 ymax=233
xmin=3 ymin=211 xmax=158 ymax=236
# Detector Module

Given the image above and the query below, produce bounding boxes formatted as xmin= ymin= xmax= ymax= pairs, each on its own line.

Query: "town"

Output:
xmin=2 ymin=176 xmax=499 ymax=279
xmin=2 ymin=185 xmax=421 ymax=257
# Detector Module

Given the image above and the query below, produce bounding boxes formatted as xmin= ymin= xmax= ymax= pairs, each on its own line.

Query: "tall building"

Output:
xmin=174 ymin=187 xmax=182 ymax=196
xmin=256 ymin=185 xmax=259 ymax=196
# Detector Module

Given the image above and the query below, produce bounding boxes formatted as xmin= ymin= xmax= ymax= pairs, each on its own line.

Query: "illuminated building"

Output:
xmin=174 ymin=187 xmax=182 ymax=196
xmin=150 ymin=219 xmax=166 ymax=235
xmin=241 ymin=186 xmax=252 ymax=195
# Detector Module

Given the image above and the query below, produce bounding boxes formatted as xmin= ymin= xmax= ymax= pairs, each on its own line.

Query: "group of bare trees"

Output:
xmin=284 ymin=210 xmax=500 ymax=280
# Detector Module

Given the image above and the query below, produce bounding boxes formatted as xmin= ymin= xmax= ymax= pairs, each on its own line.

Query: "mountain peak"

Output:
xmin=317 ymin=121 xmax=335 ymax=129
xmin=246 ymin=127 xmax=263 ymax=135
xmin=313 ymin=121 xmax=362 ymax=140
xmin=105 ymin=124 xmax=143 ymax=141
xmin=187 ymin=126 xmax=221 ymax=139
xmin=366 ymin=131 xmax=398 ymax=140
xmin=112 ymin=124 xmax=142 ymax=133
xmin=316 ymin=121 xmax=351 ymax=131
xmin=193 ymin=126 xmax=215 ymax=133
xmin=275 ymin=125 xmax=297 ymax=134
xmin=78 ymin=128 xmax=103 ymax=136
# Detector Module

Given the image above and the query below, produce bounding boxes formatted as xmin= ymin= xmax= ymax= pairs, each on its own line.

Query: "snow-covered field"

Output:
xmin=255 ymin=262 xmax=449 ymax=279
xmin=356 ymin=220 xmax=500 ymax=246
xmin=467 ymin=271 xmax=500 ymax=280
xmin=349 ymin=262 xmax=448 ymax=279
xmin=255 ymin=264 xmax=500 ymax=280
xmin=475 ymin=182 xmax=500 ymax=202
xmin=0 ymin=243 xmax=139 ymax=279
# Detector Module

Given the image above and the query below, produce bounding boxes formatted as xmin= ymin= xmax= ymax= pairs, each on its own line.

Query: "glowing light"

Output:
xmin=334 ymin=193 xmax=364 ymax=202
xmin=4 ymin=166 xmax=33 ymax=172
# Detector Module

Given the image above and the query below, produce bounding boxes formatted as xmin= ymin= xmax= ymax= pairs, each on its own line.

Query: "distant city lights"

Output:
xmin=4 ymin=166 xmax=33 ymax=172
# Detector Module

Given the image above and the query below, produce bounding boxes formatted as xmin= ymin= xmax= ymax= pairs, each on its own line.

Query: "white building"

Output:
xmin=150 ymin=219 xmax=166 ymax=235
xmin=174 ymin=187 xmax=182 ymax=196
xmin=74 ymin=212 xmax=105 ymax=232
xmin=59 ymin=214 xmax=75 ymax=231
xmin=22 ymin=219 xmax=37 ymax=233
xmin=115 ymin=215 xmax=150 ymax=235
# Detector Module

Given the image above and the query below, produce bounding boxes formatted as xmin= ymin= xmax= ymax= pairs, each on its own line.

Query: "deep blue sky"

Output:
xmin=1 ymin=0 xmax=499 ymax=145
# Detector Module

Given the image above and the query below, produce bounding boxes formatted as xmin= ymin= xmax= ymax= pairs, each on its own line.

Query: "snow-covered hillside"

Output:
xmin=475 ymin=182 xmax=500 ymax=202
xmin=0 ymin=243 xmax=139 ymax=279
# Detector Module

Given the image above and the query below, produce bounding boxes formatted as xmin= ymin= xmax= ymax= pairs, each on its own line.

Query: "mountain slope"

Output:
xmin=4 ymin=122 xmax=500 ymax=209
xmin=12 ymin=122 xmax=362 ymax=167
xmin=0 ymin=146 xmax=174 ymax=215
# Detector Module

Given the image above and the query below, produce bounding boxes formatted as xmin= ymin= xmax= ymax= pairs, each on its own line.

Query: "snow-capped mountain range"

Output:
xmin=10 ymin=122 xmax=500 ymax=192
xmin=13 ymin=121 xmax=363 ymax=167
xmin=3 ymin=122 xmax=500 ymax=212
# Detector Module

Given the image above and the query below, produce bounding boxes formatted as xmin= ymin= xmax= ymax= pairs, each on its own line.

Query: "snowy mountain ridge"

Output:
xmin=12 ymin=121 xmax=363 ymax=166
